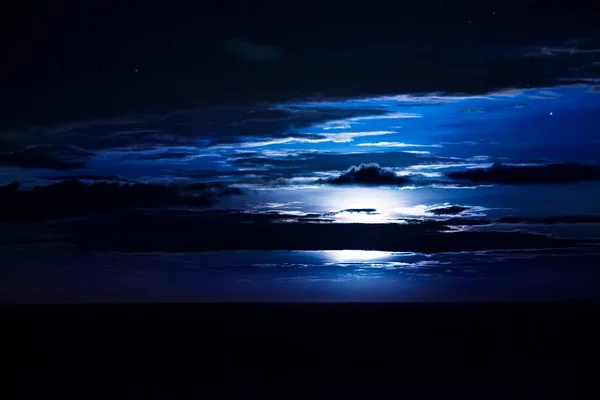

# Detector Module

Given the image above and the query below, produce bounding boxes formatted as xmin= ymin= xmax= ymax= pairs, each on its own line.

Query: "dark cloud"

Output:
xmin=497 ymin=215 xmax=600 ymax=224
xmin=183 ymin=182 xmax=243 ymax=196
xmin=182 ymin=168 xmax=277 ymax=181
xmin=3 ymin=1 xmax=600 ymax=130
xmin=0 ymin=145 xmax=94 ymax=170
xmin=121 ymin=152 xmax=199 ymax=161
xmin=47 ymin=174 xmax=133 ymax=182
xmin=50 ymin=209 xmax=582 ymax=253
xmin=589 ymin=86 xmax=600 ymax=93
xmin=460 ymin=107 xmax=484 ymax=113
xmin=231 ymin=108 xmax=299 ymax=125
xmin=515 ymin=102 xmax=529 ymax=108
xmin=1 ymin=106 xmax=394 ymax=154
xmin=440 ymin=217 xmax=492 ymax=226
xmin=447 ymin=162 xmax=600 ymax=184
xmin=429 ymin=206 xmax=471 ymax=215
xmin=522 ymin=42 xmax=600 ymax=58
xmin=12 ymin=201 xmax=599 ymax=252
xmin=514 ymin=159 xmax=551 ymax=164
xmin=296 ymin=217 xmax=336 ymax=223
xmin=0 ymin=180 xmax=242 ymax=222
xmin=324 ymin=163 xmax=410 ymax=185
xmin=242 ymin=176 xmax=292 ymax=186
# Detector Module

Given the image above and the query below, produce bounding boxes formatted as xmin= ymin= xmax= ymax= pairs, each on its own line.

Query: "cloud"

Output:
xmin=429 ymin=206 xmax=471 ymax=215
xmin=231 ymin=108 xmax=300 ymax=125
xmin=3 ymin=106 xmax=398 ymax=154
xmin=181 ymin=168 xmax=277 ymax=181
xmin=438 ymin=141 xmax=479 ymax=146
xmin=515 ymin=102 xmax=529 ymax=108
xmin=227 ymin=131 xmax=396 ymax=148
xmin=497 ymin=215 xmax=600 ymax=224
xmin=0 ymin=180 xmax=242 ymax=222
xmin=527 ymin=90 xmax=561 ymax=99
xmin=447 ymin=162 xmax=600 ymax=184
xmin=230 ymin=151 xmax=430 ymax=173
xmin=0 ymin=145 xmax=94 ymax=170
xmin=34 ymin=117 xmax=150 ymax=135
xmin=309 ymin=112 xmax=422 ymax=131
xmin=356 ymin=142 xmax=442 ymax=148
xmin=460 ymin=107 xmax=484 ymax=113
xmin=588 ymin=86 xmax=600 ymax=93
xmin=47 ymin=174 xmax=133 ymax=182
xmin=6 ymin=18 xmax=600 ymax=133
xmin=223 ymin=38 xmax=283 ymax=63
xmin=312 ymin=131 xmax=396 ymax=144
xmin=324 ymin=163 xmax=411 ymax=185
xmin=523 ymin=46 xmax=600 ymax=58
xmin=513 ymin=159 xmax=551 ymax=164
xmin=229 ymin=106 xmax=402 ymax=131
xmin=467 ymin=155 xmax=490 ymax=162
xmin=50 ymin=209 xmax=578 ymax=253
xmin=215 ymin=134 xmax=329 ymax=149
xmin=250 ymin=177 xmax=292 ymax=187
xmin=121 ymin=151 xmax=200 ymax=161
xmin=343 ymin=112 xmax=423 ymax=121
xmin=183 ymin=182 xmax=243 ymax=196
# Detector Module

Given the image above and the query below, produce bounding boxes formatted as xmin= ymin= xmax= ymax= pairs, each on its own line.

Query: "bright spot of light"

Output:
xmin=319 ymin=187 xmax=406 ymax=223
xmin=335 ymin=210 xmax=386 ymax=224
xmin=324 ymin=250 xmax=394 ymax=263
xmin=393 ymin=204 xmax=432 ymax=217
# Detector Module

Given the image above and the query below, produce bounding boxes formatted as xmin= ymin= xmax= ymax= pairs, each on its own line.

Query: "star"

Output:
xmin=550 ymin=112 xmax=553 ymax=116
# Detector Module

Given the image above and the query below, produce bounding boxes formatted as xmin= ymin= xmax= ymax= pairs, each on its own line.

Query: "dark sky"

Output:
xmin=2 ymin=1 xmax=600 ymax=303
xmin=2 ymin=0 xmax=599 ymax=129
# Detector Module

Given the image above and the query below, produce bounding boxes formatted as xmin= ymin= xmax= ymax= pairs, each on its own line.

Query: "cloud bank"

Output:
xmin=51 ymin=209 xmax=581 ymax=253
xmin=447 ymin=162 xmax=600 ymax=184
xmin=0 ymin=145 xmax=94 ymax=170
xmin=0 ymin=180 xmax=242 ymax=222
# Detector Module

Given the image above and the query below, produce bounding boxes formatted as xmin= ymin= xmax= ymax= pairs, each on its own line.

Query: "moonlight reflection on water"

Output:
xmin=323 ymin=250 xmax=397 ymax=263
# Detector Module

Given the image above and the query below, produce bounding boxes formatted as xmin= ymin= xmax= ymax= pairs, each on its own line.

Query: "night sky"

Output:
xmin=1 ymin=0 xmax=600 ymax=302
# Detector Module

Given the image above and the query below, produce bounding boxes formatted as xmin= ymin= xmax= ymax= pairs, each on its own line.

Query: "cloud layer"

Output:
xmin=49 ymin=209 xmax=584 ymax=253
xmin=447 ymin=162 xmax=600 ymax=184
xmin=0 ymin=180 xmax=241 ymax=222
xmin=0 ymin=145 xmax=94 ymax=170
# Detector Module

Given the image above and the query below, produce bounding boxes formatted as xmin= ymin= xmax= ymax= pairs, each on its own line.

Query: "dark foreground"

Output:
xmin=4 ymin=304 xmax=596 ymax=397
